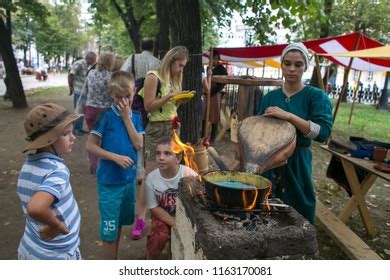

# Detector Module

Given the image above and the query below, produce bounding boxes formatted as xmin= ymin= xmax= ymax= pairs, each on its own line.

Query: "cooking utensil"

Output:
xmin=206 ymin=147 xmax=272 ymax=209
xmin=203 ymin=170 xmax=272 ymax=209
xmin=207 ymin=147 xmax=230 ymax=171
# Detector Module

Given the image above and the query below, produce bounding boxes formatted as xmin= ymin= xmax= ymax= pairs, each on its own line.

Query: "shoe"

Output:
xmin=130 ymin=218 xmax=145 ymax=240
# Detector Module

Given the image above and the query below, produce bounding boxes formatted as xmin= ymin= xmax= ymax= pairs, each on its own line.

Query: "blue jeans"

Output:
xmin=73 ymin=91 xmax=84 ymax=132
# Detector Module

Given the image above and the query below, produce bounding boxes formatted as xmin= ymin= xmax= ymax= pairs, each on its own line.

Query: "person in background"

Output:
xmin=17 ymin=103 xmax=82 ymax=259
xmin=68 ymin=51 xmax=97 ymax=135
xmin=121 ymin=38 xmax=161 ymax=80
xmin=85 ymin=71 xmax=144 ymax=259
xmin=257 ymin=43 xmax=333 ymax=224
xmin=202 ymin=50 xmax=227 ymax=142
xmin=145 ymin=137 xmax=198 ymax=259
xmin=113 ymin=56 xmax=124 ymax=72
xmin=122 ymin=38 xmax=160 ymax=241
xmin=77 ymin=52 xmax=115 ymax=174
xmin=40 ymin=62 xmax=49 ymax=81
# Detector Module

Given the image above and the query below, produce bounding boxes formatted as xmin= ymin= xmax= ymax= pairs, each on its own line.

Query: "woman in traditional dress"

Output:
xmin=257 ymin=43 xmax=333 ymax=223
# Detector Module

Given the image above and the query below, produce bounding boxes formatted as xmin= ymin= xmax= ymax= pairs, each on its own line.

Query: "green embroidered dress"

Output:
xmin=257 ymin=86 xmax=333 ymax=223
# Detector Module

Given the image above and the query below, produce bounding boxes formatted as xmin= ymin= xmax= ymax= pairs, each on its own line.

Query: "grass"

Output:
xmin=26 ymin=86 xmax=68 ymax=98
xmin=331 ymin=100 xmax=389 ymax=142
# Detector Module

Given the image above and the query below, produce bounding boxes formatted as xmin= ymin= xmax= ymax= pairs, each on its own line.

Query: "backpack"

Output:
xmin=130 ymin=54 xmax=161 ymax=128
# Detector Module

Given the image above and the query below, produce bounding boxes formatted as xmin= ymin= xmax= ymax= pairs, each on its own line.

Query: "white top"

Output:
xmin=145 ymin=164 xmax=198 ymax=215
xmin=121 ymin=51 xmax=160 ymax=80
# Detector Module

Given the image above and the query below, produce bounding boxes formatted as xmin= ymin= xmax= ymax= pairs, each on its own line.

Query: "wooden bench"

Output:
xmin=316 ymin=200 xmax=381 ymax=260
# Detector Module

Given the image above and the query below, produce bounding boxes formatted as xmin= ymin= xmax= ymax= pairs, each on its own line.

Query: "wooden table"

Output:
xmin=318 ymin=145 xmax=389 ymax=259
xmin=321 ymin=145 xmax=390 ymax=236
xmin=211 ymin=75 xmax=283 ymax=142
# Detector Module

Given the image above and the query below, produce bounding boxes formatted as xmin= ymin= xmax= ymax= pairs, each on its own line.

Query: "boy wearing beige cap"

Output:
xmin=17 ymin=103 xmax=82 ymax=259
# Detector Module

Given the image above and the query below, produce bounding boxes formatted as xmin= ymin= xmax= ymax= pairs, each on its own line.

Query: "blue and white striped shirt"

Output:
xmin=17 ymin=153 xmax=80 ymax=259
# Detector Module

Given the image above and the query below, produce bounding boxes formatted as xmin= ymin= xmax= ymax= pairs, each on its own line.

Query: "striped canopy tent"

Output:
xmin=317 ymin=45 xmax=390 ymax=60
xmin=204 ymin=32 xmax=390 ymax=72
xmin=201 ymin=54 xmax=281 ymax=68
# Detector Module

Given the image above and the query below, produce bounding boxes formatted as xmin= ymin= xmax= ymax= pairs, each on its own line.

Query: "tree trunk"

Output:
xmin=309 ymin=66 xmax=321 ymax=88
xmin=322 ymin=63 xmax=337 ymax=92
xmin=0 ymin=17 xmax=27 ymax=108
xmin=65 ymin=52 xmax=69 ymax=69
xmin=170 ymin=0 xmax=202 ymax=144
xmin=377 ymin=71 xmax=389 ymax=110
xmin=23 ymin=47 xmax=27 ymax=66
xmin=155 ymin=0 xmax=171 ymax=59
xmin=127 ymin=23 xmax=141 ymax=53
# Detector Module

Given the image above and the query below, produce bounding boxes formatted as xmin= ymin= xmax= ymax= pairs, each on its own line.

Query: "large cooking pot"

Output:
xmin=203 ymin=171 xmax=272 ymax=209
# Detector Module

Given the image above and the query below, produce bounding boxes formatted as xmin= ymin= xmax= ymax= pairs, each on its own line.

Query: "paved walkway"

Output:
xmin=0 ymin=73 xmax=68 ymax=97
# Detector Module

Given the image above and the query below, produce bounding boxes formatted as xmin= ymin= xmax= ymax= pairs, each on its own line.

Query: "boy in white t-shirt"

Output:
xmin=145 ymin=136 xmax=198 ymax=259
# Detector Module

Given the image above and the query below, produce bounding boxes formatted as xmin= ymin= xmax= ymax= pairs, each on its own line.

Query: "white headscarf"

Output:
xmin=281 ymin=42 xmax=309 ymax=70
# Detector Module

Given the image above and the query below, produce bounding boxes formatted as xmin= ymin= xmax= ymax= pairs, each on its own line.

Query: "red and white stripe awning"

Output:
xmin=204 ymin=32 xmax=390 ymax=72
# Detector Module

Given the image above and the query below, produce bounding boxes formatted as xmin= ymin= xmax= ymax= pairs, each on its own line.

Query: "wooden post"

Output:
xmin=325 ymin=65 xmax=330 ymax=93
xmin=348 ymin=71 xmax=362 ymax=124
xmin=333 ymin=32 xmax=363 ymax=122
xmin=262 ymin=61 xmax=266 ymax=78
xmin=314 ymin=54 xmax=325 ymax=91
xmin=203 ymin=48 xmax=214 ymax=137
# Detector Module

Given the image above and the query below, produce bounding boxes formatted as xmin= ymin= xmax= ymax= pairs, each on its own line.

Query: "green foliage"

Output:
xmin=12 ymin=13 xmax=35 ymax=51
xmin=34 ymin=2 xmax=90 ymax=60
xmin=200 ymin=0 xmax=242 ymax=48
xmin=8 ymin=1 xmax=91 ymax=61
xmin=87 ymin=0 xmax=237 ymax=53
xmin=201 ymin=0 xmax=241 ymax=28
xmin=0 ymin=0 xmax=48 ymax=19
xmin=240 ymin=0 xmax=323 ymax=44
xmin=89 ymin=0 xmax=158 ymax=56
xmin=96 ymin=18 xmax=133 ymax=56
xmin=280 ymin=0 xmax=389 ymax=43
xmin=330 ymin=0 xmax=390 ymax=44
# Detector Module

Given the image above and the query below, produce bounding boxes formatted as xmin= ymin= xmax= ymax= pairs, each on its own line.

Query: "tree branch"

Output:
xmin=110 ymin=0 xmax=131 ymax=29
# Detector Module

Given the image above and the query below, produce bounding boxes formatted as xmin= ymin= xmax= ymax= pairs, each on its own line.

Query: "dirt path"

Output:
xmin=0 ymin=90 xmax=389 ymax=259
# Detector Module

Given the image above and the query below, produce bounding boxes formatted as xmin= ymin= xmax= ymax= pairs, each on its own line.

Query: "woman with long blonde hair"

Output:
xmin=142 ymin=46 xmax=189 ymax=162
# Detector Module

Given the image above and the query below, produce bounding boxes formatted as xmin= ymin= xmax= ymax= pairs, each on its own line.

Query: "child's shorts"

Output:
xmin=18 ymin=244 xmax=81 ymax=260
xmin=97 ymin=181 xmax=136 ymax=241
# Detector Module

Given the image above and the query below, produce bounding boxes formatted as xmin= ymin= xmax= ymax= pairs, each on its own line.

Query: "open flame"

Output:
xmin=171 ymin=130 xmax=199 ymax=172
xmin=214 ymin=188 xmax=222 ymax=207
xmin=242 ymin=189 xmax=259 ymax=211
xmin=263 ymin=187 xmax=272 ymax=211
xmin=171 ymin=131 xmax=204 ymax=199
